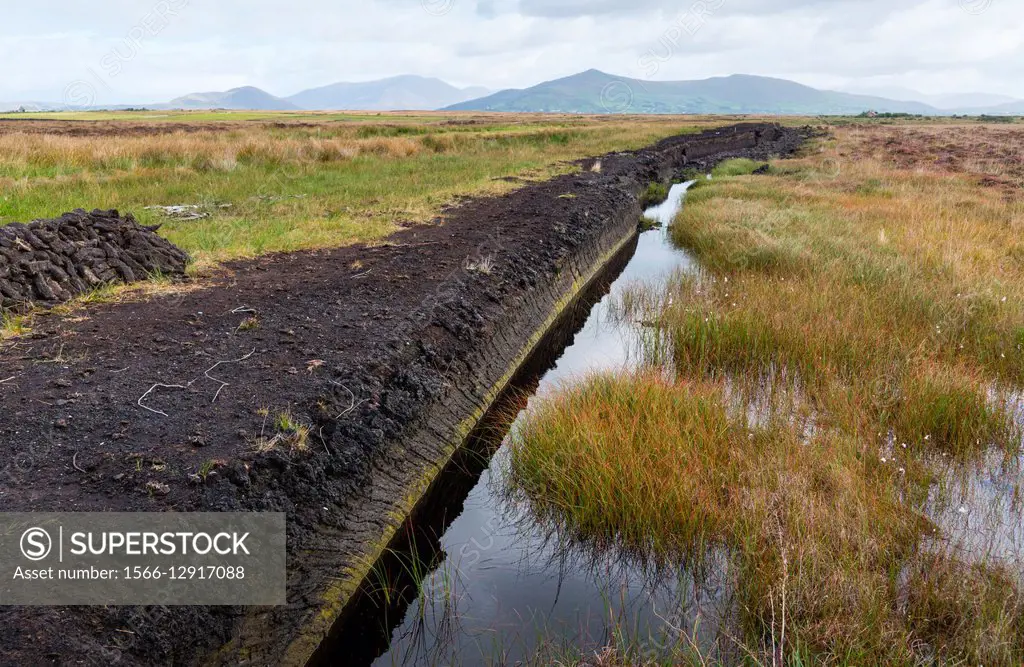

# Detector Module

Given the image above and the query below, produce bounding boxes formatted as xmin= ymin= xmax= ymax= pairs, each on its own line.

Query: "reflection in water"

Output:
xmin=925 ymin=390 xmax=1024 ymax=570
xmin=321 ymin=183 xmax=710 ymax=666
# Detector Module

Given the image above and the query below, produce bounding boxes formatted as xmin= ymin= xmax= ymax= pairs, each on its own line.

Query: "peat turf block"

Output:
xmin=0 ymin=208 xmax=190 ymax=311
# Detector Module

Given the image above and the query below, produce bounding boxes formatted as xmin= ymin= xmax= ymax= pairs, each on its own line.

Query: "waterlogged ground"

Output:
xmin=503 ymin=130 xmax=1024 ymax=664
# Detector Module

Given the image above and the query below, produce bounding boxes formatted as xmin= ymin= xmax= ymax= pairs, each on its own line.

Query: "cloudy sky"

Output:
xmin=2 ymin=0 xmax=1019 ymax=103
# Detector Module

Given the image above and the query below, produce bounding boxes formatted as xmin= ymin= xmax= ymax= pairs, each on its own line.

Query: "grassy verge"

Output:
xmin=507 ymin=125 xmax=1024 ymax=664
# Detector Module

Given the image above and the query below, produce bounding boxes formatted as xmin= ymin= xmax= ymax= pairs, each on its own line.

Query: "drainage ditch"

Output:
xmin=318 ymin=183 xmax=710 ymax=666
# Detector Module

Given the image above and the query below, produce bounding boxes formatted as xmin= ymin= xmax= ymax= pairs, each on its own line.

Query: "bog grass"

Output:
xmin=508 ymin=124 xmax=1024 ymax=665
xmin=710 ymin=157 xmax=766 ymax=177
xmin=0 ymin=113 xmax=712 ymax=268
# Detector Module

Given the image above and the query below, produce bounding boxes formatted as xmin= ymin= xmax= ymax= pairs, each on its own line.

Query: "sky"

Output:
xmin=2 ymin=0 xmax=1020 ymax=104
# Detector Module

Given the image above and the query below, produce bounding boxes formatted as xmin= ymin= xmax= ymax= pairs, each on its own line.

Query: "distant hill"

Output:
xmin=928 ymin=93 xmax=1021 ymax=110
xmin=842 ymin=85 xmax=1020 ymax=110
xmin=162 ymin=77 xmax=489 ymax=111
xmin=168 ymin=86 xmax=299 ymax=111
xmin=964 ymin=99 xmax=1024 ymax=115
xmin=287 ymin=75 xmax=489 ymax=111
xmin=445 ymin=70 xmax=942 ymax=115
xmin=7 ymin=72 xmax=1019 ymax=116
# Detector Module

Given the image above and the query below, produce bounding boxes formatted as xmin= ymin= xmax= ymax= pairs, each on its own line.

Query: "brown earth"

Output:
xmin=0 ymin=119 xmax=249 ymax=137
xmin=0 ymin=123 xmax=808 ymax=665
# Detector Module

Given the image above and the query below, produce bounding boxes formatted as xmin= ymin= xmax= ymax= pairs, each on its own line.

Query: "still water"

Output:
xmin=325 ymin=182 xmax=707 ymax=666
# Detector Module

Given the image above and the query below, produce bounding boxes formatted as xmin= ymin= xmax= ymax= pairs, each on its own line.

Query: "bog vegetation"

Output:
xmin=0 ymin=112 xmax=716 ymax=269
xmin=509 ymin=124 xmax=1024 ymax=665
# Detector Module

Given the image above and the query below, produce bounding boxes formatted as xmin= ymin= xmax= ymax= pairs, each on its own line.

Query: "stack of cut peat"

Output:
xmin=0 ymin=209 xmax=189 ymax=311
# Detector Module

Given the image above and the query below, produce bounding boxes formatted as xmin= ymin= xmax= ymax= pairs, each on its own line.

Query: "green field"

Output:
xmin=0 ymin=111 xmax=719 ymax=270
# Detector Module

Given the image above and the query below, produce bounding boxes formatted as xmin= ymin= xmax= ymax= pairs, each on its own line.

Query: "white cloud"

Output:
xmin=1 ymin=0 xmax=1019 ymax=103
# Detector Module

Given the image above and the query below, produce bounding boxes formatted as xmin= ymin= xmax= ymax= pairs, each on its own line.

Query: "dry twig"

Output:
xmin=204 ymin=348 xmax=257 ymax=403
xmin=137 ymin=348 xmax=258 ymax=415
xmin=329 ymin=381 xmax=369 ymax=419
xmin=137 ymin=383 xmax=188 ymax=417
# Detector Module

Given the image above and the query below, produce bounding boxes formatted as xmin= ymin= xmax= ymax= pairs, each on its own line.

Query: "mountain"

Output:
xmin=445 ymin=70 xmax=941 ymax=115
xmin=286 ymin=75 xmax=489 ymax=111
xmin=954 ymin=99 xmax=1024 ymax=115
xmin=168 ymin=86 xmax=299 ymax=111
xmin=7 ymin=72 xmax=1017 ymax=116
xmin=842 ymin=85 xmax=1020 ymax=110
xmin=929 ymin=93 xmax=1020 ymax=109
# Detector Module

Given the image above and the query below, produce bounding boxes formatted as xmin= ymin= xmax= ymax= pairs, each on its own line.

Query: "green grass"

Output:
xmin=0 ymin=115 xmax=712 ymax=268
xmin=711 ymin=158 xmax=766 ymax=177
xmin=1 ymin=311 xmax=31 ymax=340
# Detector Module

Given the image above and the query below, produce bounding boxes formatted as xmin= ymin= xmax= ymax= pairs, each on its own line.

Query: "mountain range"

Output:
xmin=3 ymin=70 xmax=1021 ymax=116
xmin=445 ymin=70 xmax=943 ymax=115
xmin=169 ymin=86 xmax=300 ymax=111
xmin=165 ymin=76 xmax=489 ymax=112
xmin=288 ymin=75 xmax=490 ymax=111
xmin=837 ymin=84 xmax=1020 ymax=110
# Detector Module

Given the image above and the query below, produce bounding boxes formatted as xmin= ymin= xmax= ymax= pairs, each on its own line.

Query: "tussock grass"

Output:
xmin=509 ymin=374 xmax=945 ymax=664
xmin=508 ymin=125 xmax=1024 ymax=664
xmin=895 ymin=369 xmax=1017 ymax=454
xmin=511 ymin=371 xmax=1024 ymax=664
xmin=662 ymin=138 xmax=1024 ymax=454
xmin=510 ymin=375 xmax=739 ymax=560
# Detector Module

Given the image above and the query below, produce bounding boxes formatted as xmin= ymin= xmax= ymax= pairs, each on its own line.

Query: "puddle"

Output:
xmin=923 ymin=389 xmax=1024 ymax=570
xmin=318 ymin=183 xmax=714 ymax=666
